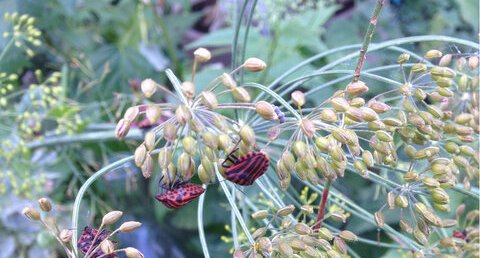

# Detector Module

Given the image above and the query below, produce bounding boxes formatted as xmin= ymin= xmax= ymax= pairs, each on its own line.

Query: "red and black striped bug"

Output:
xmin=155 ymin=178 xmax=205 ymax=209
xmin=222 ymin=150 xmax=270 ymax=186
xmin=78 ymin=226 xmax=117 ymax=258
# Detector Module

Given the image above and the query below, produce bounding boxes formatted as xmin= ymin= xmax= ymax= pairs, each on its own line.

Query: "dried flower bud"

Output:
xmin=141 ymin=154 xmax=153 ymax=178
xmin=255 ymin=101 xmax=277 ymax=120
xmin=320 ymin=108 xmax=337 ymax=122
xmin=368 ymin=100 xmax=391 ymax=113
xmin=333 ymin=237 xmax=347 ymax=254
xmin=178 ymin=152 xmax=194 ymax=179
xmin=134 ymin=145 xmax=146 ymax=168
xmin=291 ymin=90 xmax=305 ymax=107
xmin=290 ymin=239 xmax=306 ymax=251
xmin=424 ymin=49 xmax=442 ymax=59
xmin=399 ymin=219 xmax=413 ymax=233
xmin=438 ymin=54 xmax=452 ymax=66
xmin=330 ymin=97 xmax=349 ymax=112
xmin=468 ymin=55 xmax=479 ymax=69
xmin=23 ymin=207 xmax=40 ymax=221
xmin=239 ymin=125 xmax=255 ymax=146
xmin=38 ymin=198 xmax=52 ymax=212
xmin=119 ymin=221 xmax=142 ymax=232
xmin=243 ymin=57 xmax=267 ymax=72
xmin=158 ymin=147 xmax=172 ymax=168
xmin=300 ymin=205 xmax=313 ymax=215
xmin=413 ymin=228 xmax=428 ymax=245
xmin=101 ymin=240 xmax=115 ymax=254
xmin=232 ymin=87 xmax=251 ymax=102
xmin=252 ymin=210 xmax=269 ymax=220
xmin=140 ymin=78 xmax=157 ymax=98
xmin=125 ymin=247 xmax=144 ymax=258
xmin=175 ymin=105 xmax=191 ymax=125
xmin=220 ymin=73 xmax=237 ymax=89
xmin=277 ymin=204 xmax=295 ymax=216
xmin=278 ymin=242 xmax=294 ymax=256
xmin=456 ymin=203 xmax=466 ymax=217
xmin=193 ymin=48 xmax=211 ymax=63
xmin=301 ymin=119 xmax=316 ymax=138
xmin=115 ymin=119 xmax=131 ymax=139
xmin=346 ymin=80 xmax=368 ymax=95
xmin=124 ymin=106 xmax=140 ymax=122
xmin=181 ymin=81 xmax=195 ymax=99
xmin=202 ymin=131 xmax=218 ymax=150
xmin=339 ymin=230 xmax=358 ymax=241
xmin=331 ymin=212 xmax=347 ymax=223
xmin=163 ymin=123 xmax=177 ymax=142
xmin=257 ymin=237 xmax=272 ymax=253
xmin=59 ymin=229 xmax=73 ymax=243
xmin=294 ymin=223 xmax=312 ymax=235
xmin=144 ymin=131 xmax=156 ymax=151
xmin=374 ymin=211 xmax=384 ymax=228
xmin=397 ymin=53 xmax=410 ymax=64
xmin=102 ymin=211 xmax=123 ymax=226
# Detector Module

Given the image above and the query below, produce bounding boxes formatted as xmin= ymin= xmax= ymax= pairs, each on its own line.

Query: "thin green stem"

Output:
xmin=165 ymin=69 xmax=188 ymax=104
xmin=352 ymin=0 xmax=385 ymax=82
xmin=0 ymin=38 xmax=14 ymax=63
xmin=198 ymin=185 xmax=210 ymax=258
xmin=231 ymin=1 xmax=248 ymax=72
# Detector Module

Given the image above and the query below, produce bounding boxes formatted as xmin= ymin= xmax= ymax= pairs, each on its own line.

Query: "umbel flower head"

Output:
xmin=116 ymin=48 xmax=272 ymax=198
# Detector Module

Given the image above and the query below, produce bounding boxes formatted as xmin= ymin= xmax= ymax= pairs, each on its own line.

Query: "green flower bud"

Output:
xmin=338 ymin=230 xmax=358 ymax=241
xmin=431 ymin=188 xmax=449 ymax=204
xmin=277 ymin=204 xmax=295 ymax=216
xmin=218 ymin=133 xmax=231 ymax=151
xmin=158 ymin=148 xmax=172 ymax=168
xmin=413 ymin=228 xmax=428 ymax=245
xmin=243 ymin=57 xmax=267 ymax=72
xmin=239 ymin=125 xmax=255 ymax=146
xmin=281 ymin=151 xmax=296 ymax=171
xmin=395 ymin=195 xmax=409 ymax=208
xmin=201 ymin=91 xmax=218 ymax=109
xmin=362 ymin=150 xmax=374 ymax=167
xmin=318 ymin=227 xmax=333 ymax=240
xmin=320 ymin=108 xmax=337 ymax=122
xmin=353 ymin=160 xmax=367 ymax=177
xmin=252 ymin=210 xmax=269 ymax=220
xmin=424 ymin=49 xmax=442 ymax=59
xmin=411 ymin=63 xmax=427 ymax=73
xmin=330 ymin=97 xmax=349 ymax=112
xmin=397 ymin=53 xmax=410 ymax=63
xmin=163 ymin=123 xmax=177 ymax=142
xmin=197 ymin=164 xmax=210 ymax=184
xmin=202 ymin=131 xmax=218 ymax=150
xmin=413 ymin=88 xmax=427 ymax=100
xmin=255 ymin=101 xmax=277 ymax=120
xmin=293 ymin=140 xmax=307 ymax=158
xmin=360 ymin=107 xmax=379 ymax=121
xmin=182 ymin=136 xmax=196 ymax=155
xmin=375 ymin=130 xmax=393 ymax=142
xmin=294 ymin=223 xmax=312 ymax=235
xmin=431 ymin=66 xmax=456 ymax=78
xmin=315 ymin=137 xmax=330 ymax=152
xmin=220 ymin=73 xmax=237 ymax=89
xmin=134 ymin=144 xmax=147 ymax=167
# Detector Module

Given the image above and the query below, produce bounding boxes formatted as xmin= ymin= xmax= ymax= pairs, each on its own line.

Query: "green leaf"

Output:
xmin=186 ymin=27 xmax=262 ymax=50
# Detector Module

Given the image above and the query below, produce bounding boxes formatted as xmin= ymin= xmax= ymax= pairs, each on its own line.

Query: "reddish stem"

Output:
xmin=314 ymin=179 xmax=331 ymax=230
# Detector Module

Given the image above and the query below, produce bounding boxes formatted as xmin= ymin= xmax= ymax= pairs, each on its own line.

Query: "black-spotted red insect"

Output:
xmin=222 ymin=150 xmax=270 ymax=186
xmin=155 ymin=179 xmax=205 ymax=209
xmin=78 ymin=226 xmax=117 ymax=258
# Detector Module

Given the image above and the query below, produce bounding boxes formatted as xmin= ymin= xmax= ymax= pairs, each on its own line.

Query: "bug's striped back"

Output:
xmin=225 ymin=152 xmax=269 ymax=185
xmin=155 ymin=183 xmax=205 ymax=209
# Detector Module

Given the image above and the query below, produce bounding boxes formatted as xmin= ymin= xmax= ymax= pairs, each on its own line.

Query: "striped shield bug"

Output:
xmin=77 ymin=226 xmax=117 ymax=258
xmin=222 ymin=150 xmax=270 ymax=186
xmin=155 ymin=179 xmax=205 ymax=209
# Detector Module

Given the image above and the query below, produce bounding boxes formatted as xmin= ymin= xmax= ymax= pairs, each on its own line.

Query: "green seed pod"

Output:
xmin=277 ymin=204 xmax=295 ymax=216
xmin=330 ymin=146 xmax=346 ymax=162
xmin=255 ymin=101 xmax=277 ymax=120
xmin=315 ymin=137 xmax=330 ymax=152
xmin=175 ymin=105 xmax=191 ymax=125
xmin=368 ymin=100 xmax=391 ymax=113
xmin=201 ymin=91 xmax=218 ymax=109
xmin=399 ymin=219 xmax=413 ymax=234
xmin=197 ymin=164 xmax=210 ymax=184
xmin=441 ymin=219 xmax=457 ymax=228
xmin=395 ymin=195 xmax=409 ymax=208
xmin=158 ymin=147 xmax=172 ymax=168
xmin=353 ymin=160 xmax=367 ymax=177
xmin=411 ymin=63 xmax=427 ymax=73
xmin=397 ymin=53 xmax=410 ymax=63
xmin=177 ymin=152 xmax=194 ymax=179
xmin=233 ymin=250 xmax=246 ymax=258
xmin=434 ymin=77 xmax=453 ymax=87
xmin=455 ymin=113 xmax=473 ymax=124
xmin=239 ymin=125 xmax=255 ymax=146
xmin=431 ymin=188 xmax=449 ymax=204
xmin=458 ymin=74 xmax=468 ymax=90
xmin=279 ymin=173 xmax=291 ymax=191
xmin=181 ymin=136 xmax=196 ymax=155
xmin=257 ymin=237 xmax=272 ymax=253
xmin=330 ymin=97 xmax=350 ymax=112
xmin=436 ymin=87 xmax=453 ymax=97
xmin=434 ymin=203 xmax=450 ymax=213
xmin=456 ymin=125 xmax=474 ymax=136
xmin=368 ymin=120 xmax=386 ymax=130
xmin=307 ymin=168 xmax=321 ymax=184
xmin=331 ymin=128 xmax=349 ymax=144
xmin=331 ymin=212 xmax=346 ymax=223
xmin=360 ymin=107 xmax=379 ymax=121
xmin=317 ymin=227 xmax=333 ymax=241
xmin=439 ymin=237 xmax=455 ymax=248
xmin=375 ymin=130 xmax=393 ymax=142
xmin=295 ymin=160 xmax=308 ymax=180
xmin=319 ymin=108 xmax=337 ymax=123
xmin=413 ymin=251 xmax=425 ymax=258
xmin=304 ymin=152 xmax=317 ymax=169
xmin=278 ymin=242 xmax=294 ymax=256
xmin=402 ymin=99 xmax=417 ymax=112
xmin=134 ymin=144 xmax=147 ymax=167
xmin=293 ymin=140 xmax=307 ymax=158
xmin=382 ymin=118 xmax=403 ymax=127
xmin=413 ymin=228 xmax=429 ymax=245
xmin=217 ymin=133 xmax=231 ymax=151
xmin=350 ymin=97 xmax=365 ymax=107
xmin=251 ymin=210 xmax=269 ymax=220
xmin=232 ymin=87 xmax=251 ymax=102
xmin=361 ymin=150 xmax=374 ymax=167
xmin=426 ymin=105 xmax=443 ymax=118
xmin=399 ymin=83 xmax=412 ymax=96
xmin=252 ymin=227 xmax=267 ymax=239
xmin=202 ymin=131 xmax=218 ymax=150
xmin=281 ymin=151 xmax=296 ymax=171
xmin=333 ymin=237 xmax=347 ymax=254
xmin=124 ymin=106 xmax=140 ymax=122
xmin=220 ymin=73 xmax=237 ymax=89
xmin=213 ymin=114 xmax=228 ymax=132
xmin=424 ymin=49 xmax=442 ymax=59
xmin=338 ymin=230 xmax=358 ymax=242
xmin=294 ymin=223 xmax=313 ymax=235
xmin=162 ymin=123 xmax=177 ymax=142
xmin=422 ymin=177 xmax=440 ymax=189
xmin=374 ymin=212 xmax=384 ymax=228
xmin=290 ymin=239 xmax=306 ymax=251
xmin=300 ymin=205 xmax=314 ymax=215
xmin=345 ymin=107 xmax=363 ymax=122
xmin=316 ymin=156 xmax=335 ymax=179
xmin=413 ymin=88 xmax=427 ymax=100
xmin=431 ymin=66 xmax=456 ymax=78
xmin=459 ymin=145 xmax=475 ymax=156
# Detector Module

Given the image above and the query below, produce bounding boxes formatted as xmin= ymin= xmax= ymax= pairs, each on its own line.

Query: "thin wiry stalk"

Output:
xmin=198 ymin=185 xmax=211 ymax=258
xmin=352 ymin=0 xmax=386 ymax=82
xmin=231 ymin=0 xmax=249 ymax=72
xmin=240 ymin=0 xmax=258 ymax=84
xmin=165 ymin=69 xmax=188 ymax=104
xmin=215 ymin=164 xmax=254 ymax=244
xmin=231 ymin=186 xmax=239 ymax=249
